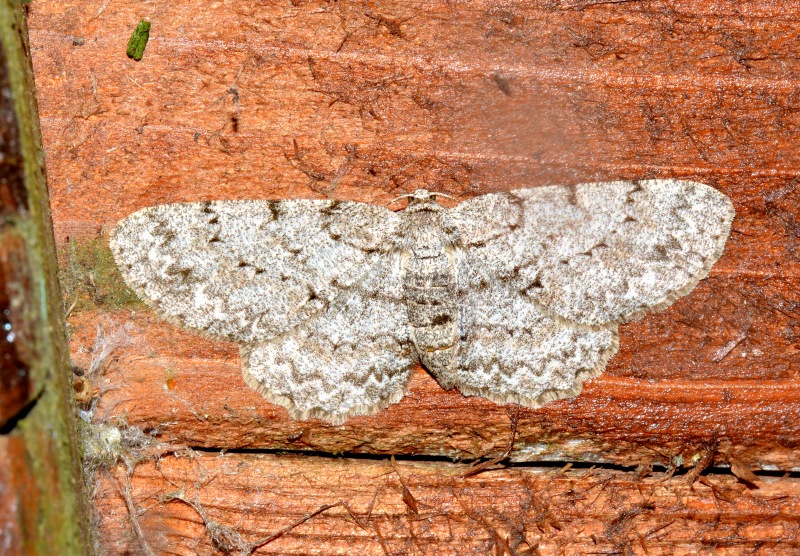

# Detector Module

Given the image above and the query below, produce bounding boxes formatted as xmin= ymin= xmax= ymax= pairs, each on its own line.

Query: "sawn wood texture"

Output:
xmin=26 ymin=0 xmax=800 ymax=553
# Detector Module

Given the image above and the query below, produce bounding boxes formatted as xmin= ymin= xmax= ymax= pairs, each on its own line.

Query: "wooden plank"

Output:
xmin=95 ymin=452 xmax=800 ymax=555
xmin=25 ymin=0 xmax=800 ymax=552
xmin=27 ymin=2 xmax=800 ymax=229
xmin=0 ymin=1 xmax=90 ymax=554
xmin=68 ymin=296 xmax=800 ymax=469
xmin=28 ymin=0 xmax=800 ymax=468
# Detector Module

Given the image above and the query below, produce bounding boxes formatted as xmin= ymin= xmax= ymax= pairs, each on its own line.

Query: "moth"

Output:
xmin=110 ymin=180 xmax=734 ymax=424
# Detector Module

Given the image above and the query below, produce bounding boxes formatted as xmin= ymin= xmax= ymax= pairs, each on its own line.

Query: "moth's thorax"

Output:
xmin=401 ymin=196 xmax=459 ymax=388
xmin=405 ymin=207 xmax=446 ymax=258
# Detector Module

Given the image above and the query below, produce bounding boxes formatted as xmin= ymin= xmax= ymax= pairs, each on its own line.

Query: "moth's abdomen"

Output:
xmin=403 ymin=250 xmax=459 ymax=388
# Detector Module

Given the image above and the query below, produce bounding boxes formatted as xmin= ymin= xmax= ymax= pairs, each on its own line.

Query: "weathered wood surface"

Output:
xmin=0 ymin=1 xmax=90 ymax=554
xmin=68 ymin=309 xmax=800 ymax=471
xmin=25 ymin=0 xmax=800 ymax=553
xmin=96 ymin=453 xmax=800 ymax=556
xmin=30 ymin=0 xmax=800 ymax=466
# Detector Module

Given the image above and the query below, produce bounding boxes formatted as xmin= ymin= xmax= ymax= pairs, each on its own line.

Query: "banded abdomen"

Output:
xmin=402 ymin=206 xmax=459 ymax=388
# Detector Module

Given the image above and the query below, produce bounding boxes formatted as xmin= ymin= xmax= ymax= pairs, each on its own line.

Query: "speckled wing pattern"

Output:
xmin=242 ymin=269 xmax=413 ymax=422
xmin=111 ymin=179 xmax=734 ymax=423
xmin=111 ymin=199 xmax=403 ymax=343
xmin=110 ymin=199 xmax=414 ymax=424
xmin=455 ymin=280 xmax=618 ymax=408
xmin=448 ymin=179 xmax=734 ymax=407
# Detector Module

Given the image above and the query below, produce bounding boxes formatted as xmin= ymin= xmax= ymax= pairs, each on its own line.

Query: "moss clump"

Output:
xmin=59 ymin=236 xmax=142 ymax=313
xmin=126 ymin=20 xmax=151 ymax=61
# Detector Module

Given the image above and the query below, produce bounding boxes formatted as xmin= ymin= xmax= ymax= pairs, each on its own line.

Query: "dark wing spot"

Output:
xmin=522 ymin=276 xmax=544 ymax=296
xmin=161 ymin=230 xmax=177 ymax=244
xmin=431 ymin=314 xmax=452 ymax=326
xmin=566 ymin=184 xmax=579 ymax=206
xmin=579 ymin=241 xmax=610 ymax=257
xmin=322 ymin=200 xmax=343 ymax=215
xmin=178 ymin=269 xmax=191 ymax=281
xmin=625 ymin=182 xmax=645 ymax=204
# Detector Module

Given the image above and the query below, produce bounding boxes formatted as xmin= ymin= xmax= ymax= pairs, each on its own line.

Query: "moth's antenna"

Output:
xmin=388 ymin=193 xmax=415 ymax=205
xmin=388 ymin=189 xmax=455 ymax=206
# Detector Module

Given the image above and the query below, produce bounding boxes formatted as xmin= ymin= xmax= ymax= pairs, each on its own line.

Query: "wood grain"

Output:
xmin=95 ymin=452 xmax=800 ymax=555
xmin=70 ymin=307 xmax=800 ymax=470
xmin=26 ymin=0 xmax=800 ymax=552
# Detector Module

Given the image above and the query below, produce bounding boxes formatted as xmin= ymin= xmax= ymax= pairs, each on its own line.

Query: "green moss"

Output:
xmin=59 ymin=237 xmax=142 ymax=312
xmin=126 ymin=20 xmax=150 ymax=61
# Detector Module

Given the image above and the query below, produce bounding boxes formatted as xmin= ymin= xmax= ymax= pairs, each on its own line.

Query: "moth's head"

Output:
xmin=410 ymin=188 xmax=436 ymax=201
xmin=392 ymin=189 xmax=453 ymax=212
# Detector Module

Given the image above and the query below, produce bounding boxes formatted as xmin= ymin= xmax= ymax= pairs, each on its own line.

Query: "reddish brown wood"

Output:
xmin=30 ymin=0 xmax=800 ymax=464
xmin=0 ymin=232 xmax=33 ymax=428
xmin=0 ymin=439 xmax=35 ymax=556
xmin=69 ymin=308 xmax=800 ymax=470
xmin=26 ymin=0 xmax=800 ymax=552
xmin=0 ymin=0 xmax=33 ymax=430
xmin=95 ymin=453 xmax=800 ymax=555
